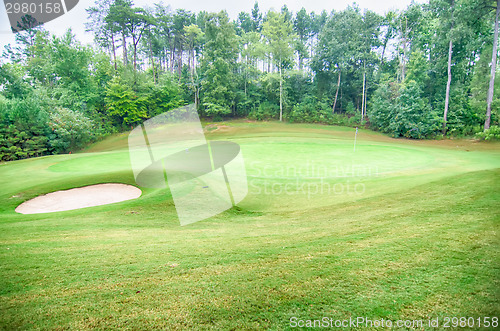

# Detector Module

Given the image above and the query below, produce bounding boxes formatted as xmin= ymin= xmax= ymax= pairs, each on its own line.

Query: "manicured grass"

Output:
xmin=1 ymin=122 xmax=499 ymax=329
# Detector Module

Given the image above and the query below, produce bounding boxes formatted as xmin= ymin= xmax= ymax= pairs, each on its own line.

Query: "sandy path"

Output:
xmin=15 ymin=183 xmax=142 ymax=214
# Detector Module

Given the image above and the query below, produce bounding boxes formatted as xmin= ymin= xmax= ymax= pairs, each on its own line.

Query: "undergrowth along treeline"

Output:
xmin=1 ymin=0 xmax=500 ymax=161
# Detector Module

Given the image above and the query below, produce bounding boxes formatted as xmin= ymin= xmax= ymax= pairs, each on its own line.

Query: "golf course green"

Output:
xmin=1 ymin=121 xmax=499 ymax=329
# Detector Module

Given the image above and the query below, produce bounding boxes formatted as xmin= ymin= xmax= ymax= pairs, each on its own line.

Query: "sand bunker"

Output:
xmin=15 ymin=183 xmax=142 ymax=214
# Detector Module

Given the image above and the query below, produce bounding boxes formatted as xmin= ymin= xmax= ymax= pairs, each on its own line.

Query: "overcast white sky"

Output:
xmin=0 ymin=0 xmax=426 ymax=52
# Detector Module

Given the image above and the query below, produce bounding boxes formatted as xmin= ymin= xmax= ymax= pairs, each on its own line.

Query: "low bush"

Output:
xmin=248 ymin=102 xmax=279 ymax=120
xmin=48 ymin=107 xmax=96 ymax=154
xmin=369 ymin=80 xmax=440 ymax=139
xmin=475 ymin=126 xmax=500 ymax=141
xmin=287 ymin=97 xmax=363 ymax=128
xmin=0 ymin=96 xmax=99 ymax=161
xmin=0 ymin=96 xmax=50 ymax=161
xmin=287 ymin=97 xmax=330 ymax=123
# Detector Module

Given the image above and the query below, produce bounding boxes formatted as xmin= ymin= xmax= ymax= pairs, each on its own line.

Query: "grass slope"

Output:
xmin=0 ymin=122 xmax=499 ymax=329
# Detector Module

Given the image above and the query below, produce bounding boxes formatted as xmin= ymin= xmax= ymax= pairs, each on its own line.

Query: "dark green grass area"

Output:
xmin=0 ymin=122 xmax=499 ymax=329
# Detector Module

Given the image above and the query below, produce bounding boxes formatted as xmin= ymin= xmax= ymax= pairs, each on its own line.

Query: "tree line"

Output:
xmin=0 ymin=0 xmax=499 ymax=161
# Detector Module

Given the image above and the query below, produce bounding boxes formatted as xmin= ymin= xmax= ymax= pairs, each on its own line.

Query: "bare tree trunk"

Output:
xmin=177 ymin=47 xmax=183 ymax=79
xmin=443 ymin=39 xmax=453 ymax=134
xmin=340 ymin=87 xmax=343 ymax=110
xmin=402 ymin=17 xmax=408 ymax=81
xmin=162 ymin=48 xmax=166 ymax=72
xmin=279 ymin=70 xmax=283 ymax=121
xmin=111 ymin=34 xmax=117 ymax=71
xmin=170 ymin=45 xmax=175 ymax=73
xmin=195 ymin=89 xmax=199 ymax=109
xmin=189 ymin=48 xmax=192 ymax=72
xmin=279 ymin=61 xmax=283 ymax=122
xmin=361 ymin=63 xmax=366 ymax=120
xmin=133 ymin=41 xmax=137 ymax=72
xmin=333 ymin=69 xmax=341 ymax=114
xmin=192 ymin=49 xmax=196 ymax=77
xmin=122 ymin=32 xmax=128 ymax=66
xmin=443 ymin=1 xmax=455 ymax=134
xmin=149 ymin=39 xmax=156 ymax=85
xmin=364 ymin=79 xmax=368 ymax=117
xmin=485 ymin=0 xmax=500 ymax=130
xmin=245 ymin=54 xmax=248 ymax=96
xmin=189 ymin=49 xmax=197 ymax=108
xmin=381 ymin=36 xmax=389 ymax=66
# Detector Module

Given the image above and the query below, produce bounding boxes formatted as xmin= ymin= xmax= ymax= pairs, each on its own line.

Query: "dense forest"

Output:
xmin=1 ymin=0 xmax=499 ymax=161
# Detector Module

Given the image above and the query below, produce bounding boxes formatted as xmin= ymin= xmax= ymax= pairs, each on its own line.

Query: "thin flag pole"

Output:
xmin=354 ymin=127 xmax=358 ymax=152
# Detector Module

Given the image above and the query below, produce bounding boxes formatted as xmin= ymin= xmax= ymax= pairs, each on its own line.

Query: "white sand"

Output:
xmin=15 ymin=183 xmax=142 ymax=214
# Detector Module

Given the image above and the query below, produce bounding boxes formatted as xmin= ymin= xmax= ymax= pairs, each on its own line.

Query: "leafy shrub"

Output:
xmin=391 ymin=80 xmax=440 ymax=139
xmin=248 ymin=102 xmax=279 ymax=120
xmin=0 ymin=96 xmax=50 ymax=161
xmin=369 ymin=82 xmax=395 ymax=131
xmin=235 ymin=91 xmax=259 ymax=117
xmin=475 ymin=126 xmax=500 ymax=141
xmin=286 ymin=97 xmax=364 ymax=127
xmin=445 ymin=84 xmax=480 ymax=137
xmin=0 ymin=125 xmax=49 ymax=161
xmin=345 ymin=101 xmax=356 ymax=115
xmin=287 ymin=97 xmax=330 ymax=123
xmin=327 ymin=114 xmax=362 ymax=127
xmin=461 ymin=125 xmax=483 ymax=137
xmin=370 ymin=80 xmax=440 ymax=139
xmin=284 ymin=70 xmax=314 ymax=106
xmin=48 ymin=107 xmax=96 ymax=153
xmin=203 ymin=102 xmax=232 ymax=117
xmin=145 ymin=75 xmax=185 ymax=118
xmin=327 ymin=114 xmax=349 ymax=126
xmin=105 ymin=78 xmax=148 ymax=127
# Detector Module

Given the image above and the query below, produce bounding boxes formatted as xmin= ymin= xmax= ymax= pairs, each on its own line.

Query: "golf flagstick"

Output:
xmin=354 ymin=127 xmax=358 ymax=152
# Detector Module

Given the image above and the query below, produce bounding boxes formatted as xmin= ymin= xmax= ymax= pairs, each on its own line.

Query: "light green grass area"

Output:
xmin=1 ymin=122 xmax=499 ymax=329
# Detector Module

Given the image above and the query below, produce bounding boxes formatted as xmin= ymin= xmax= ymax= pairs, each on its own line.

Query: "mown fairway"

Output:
xmin=0 ymin=122 xmax=499 ymax=329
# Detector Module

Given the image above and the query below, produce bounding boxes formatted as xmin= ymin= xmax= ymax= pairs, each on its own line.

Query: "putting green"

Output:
xmin=225 ymin=127 xmax=500 ymax=212
xmin=0 ymin=121 xmax=499 ymax=329
xmin=47 ymin=152 xmax=131 ymax=174
xmin=1 ymin=121 xmax=498 ymax=215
